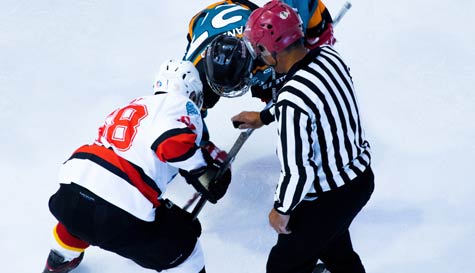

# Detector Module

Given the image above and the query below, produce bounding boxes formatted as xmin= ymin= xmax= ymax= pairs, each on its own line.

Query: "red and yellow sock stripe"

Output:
xmin=53 ymin=223 xmax=89 ymax=253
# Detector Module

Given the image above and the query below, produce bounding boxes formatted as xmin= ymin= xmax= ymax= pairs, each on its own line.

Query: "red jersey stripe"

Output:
xmin=72 ymin=144 xmax=161 ymax=207
xmin=152 ymin=128 xmax=199 ymax=163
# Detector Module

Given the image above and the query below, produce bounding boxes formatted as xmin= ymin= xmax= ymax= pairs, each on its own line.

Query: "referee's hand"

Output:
xmin=269 ymin=208 xmax=291 ymax=234
xmin=231 ymin=111 xmax=263 ymax=129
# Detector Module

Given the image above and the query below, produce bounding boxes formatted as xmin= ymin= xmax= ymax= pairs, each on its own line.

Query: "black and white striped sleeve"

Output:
xmin=274 ymin=96 xmax=317 ymax=214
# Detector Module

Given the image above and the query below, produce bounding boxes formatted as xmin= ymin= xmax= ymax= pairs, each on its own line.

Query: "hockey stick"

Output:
xmin=190 ymin=125 xmax=256 ymax=219
xmin=183 ymin=192 xmax=201 ymax=211
xmin=182 ymin=126 xmax=255 ymax=212
xmin=183 ymin=127 xmax=254 ymax=213
xmin=332 ymin=2 xmax=352 ymax=27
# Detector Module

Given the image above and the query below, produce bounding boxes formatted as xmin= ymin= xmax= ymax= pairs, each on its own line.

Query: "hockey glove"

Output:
xmin=202 ymin=141 xmax=228 ymax=165
xmin=305 ymin=23 xmax=336 ymax=50
xmin=180 ymin=143 xmax=231 ymax=204
xmin=157 ymin=199 xmax=202 ymax=237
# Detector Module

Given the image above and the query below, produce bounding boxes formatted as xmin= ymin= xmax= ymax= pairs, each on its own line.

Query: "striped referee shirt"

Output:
xmin=274 ymin=46 xmax=371 ymax=214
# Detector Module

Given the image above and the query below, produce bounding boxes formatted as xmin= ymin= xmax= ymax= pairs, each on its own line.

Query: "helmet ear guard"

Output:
xmin=203 ymin=35 xmax=254 ymax=98
xmin=153 ymin=60 xmax=204 ymax=109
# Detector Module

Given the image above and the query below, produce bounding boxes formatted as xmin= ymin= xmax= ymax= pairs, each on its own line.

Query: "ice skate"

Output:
xmin=42 ymin=249 xmax=84 ymax=273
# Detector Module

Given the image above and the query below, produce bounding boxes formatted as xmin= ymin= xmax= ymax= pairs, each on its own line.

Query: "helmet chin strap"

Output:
xmin=271 ymin=51 xmax=278 ymax=103
xmin=271 ymin=66 xmax=277 ymax=103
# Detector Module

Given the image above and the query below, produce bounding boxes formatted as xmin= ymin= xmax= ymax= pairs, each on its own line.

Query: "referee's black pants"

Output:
xmin=266 ymin=166 xmax=375 ymax=273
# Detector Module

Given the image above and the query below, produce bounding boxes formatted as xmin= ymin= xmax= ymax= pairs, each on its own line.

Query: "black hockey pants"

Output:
xmin=49 ymin=183 xmax=202 ymax=271
xmin=266 ymin=166 xmax=375 ymax=273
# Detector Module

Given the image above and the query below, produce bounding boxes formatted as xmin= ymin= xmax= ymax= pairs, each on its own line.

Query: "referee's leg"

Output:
xmin=266 ymin=167 xmax=374 ymax=273
xmin=319 ymin=230 xmax=365 ymax=273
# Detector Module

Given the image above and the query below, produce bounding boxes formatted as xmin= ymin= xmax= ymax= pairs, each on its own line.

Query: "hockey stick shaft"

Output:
xmin=183 ymin=127 xmax=255 ymax=212
xmin=332 ymin=2 xmax=352 ymax=27
xmin=190 ymin=127 xmax=255 ymax=219
xmin=184 ymin=128 xmax=254 ymax=212
xmin=183 ymin=192 xmax=201 ymax=211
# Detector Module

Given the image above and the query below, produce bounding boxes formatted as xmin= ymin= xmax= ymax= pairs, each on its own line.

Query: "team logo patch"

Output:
xmin=186 ymin=101 xmax=199 ymax=115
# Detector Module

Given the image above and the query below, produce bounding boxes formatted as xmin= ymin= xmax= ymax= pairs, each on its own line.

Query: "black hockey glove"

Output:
xmin=157 ymin=199 xmax=202 ymax=238
xmin=179 ymin=143 xmax=232 ymax=204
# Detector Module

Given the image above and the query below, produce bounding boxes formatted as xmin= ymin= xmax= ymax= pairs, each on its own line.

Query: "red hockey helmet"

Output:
xmin=243 ymin=1 xmax=304 ymax=58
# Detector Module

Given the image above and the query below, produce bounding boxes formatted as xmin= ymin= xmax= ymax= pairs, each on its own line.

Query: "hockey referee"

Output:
xmin=233 ymin=1 xmax=375 ymax=273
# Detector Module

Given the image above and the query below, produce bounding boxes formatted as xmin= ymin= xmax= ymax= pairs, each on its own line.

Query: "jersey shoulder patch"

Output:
xmin=186 ymin=101 xmax=200 ymax=115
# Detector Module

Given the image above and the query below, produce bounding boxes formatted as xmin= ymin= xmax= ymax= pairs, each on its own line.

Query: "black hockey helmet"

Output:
xmin=203 ymin=35 xmax=253 ymax=98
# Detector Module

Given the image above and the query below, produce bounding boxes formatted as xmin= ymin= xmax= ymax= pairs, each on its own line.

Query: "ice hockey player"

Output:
xmin=243 ymin=2 xmax=374 ymax=273
xmin=41 ymin=60 xmax=231 ymax=273
xmin=183 ymin=0 xmax=335 ymax=141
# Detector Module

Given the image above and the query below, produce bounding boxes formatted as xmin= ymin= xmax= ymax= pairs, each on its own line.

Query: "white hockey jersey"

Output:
xmin=58 ymin=92 xmax=207 ymax=221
